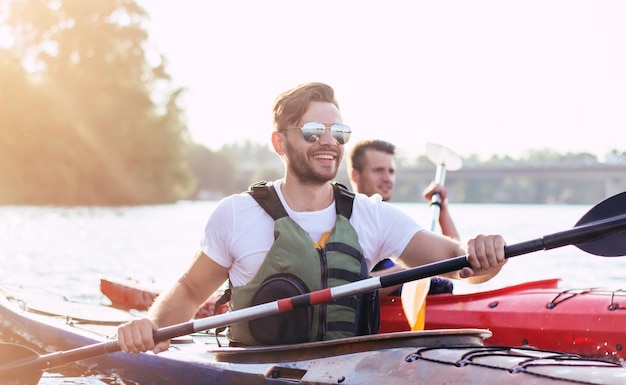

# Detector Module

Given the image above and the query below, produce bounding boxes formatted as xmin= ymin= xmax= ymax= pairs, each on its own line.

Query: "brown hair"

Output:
xmin=272 ymin=82 xmax=339 ymax=131
xmin=349 ymin=140 xmax=396 ymax=172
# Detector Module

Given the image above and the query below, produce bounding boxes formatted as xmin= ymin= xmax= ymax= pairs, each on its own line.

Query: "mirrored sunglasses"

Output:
xmin=281 ymin=122 xmax=351 ymax=145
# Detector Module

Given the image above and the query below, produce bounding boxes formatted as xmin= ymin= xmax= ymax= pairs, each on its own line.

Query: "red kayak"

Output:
xmin=100 ymin=277 xmax=626 ymax=361
xmin=99 ymin=277 xmax=230 ymax=318
xmin=422 ymin=279 xmax=626 ymax=361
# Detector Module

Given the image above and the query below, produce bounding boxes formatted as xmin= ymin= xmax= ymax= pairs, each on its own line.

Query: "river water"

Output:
xmin=1 ymin=200 xmax=625 ymax=383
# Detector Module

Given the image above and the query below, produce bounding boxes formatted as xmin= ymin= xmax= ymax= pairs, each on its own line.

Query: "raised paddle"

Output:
xmin=2 ymin=192 xmax=626 ymax=383
xmin=402 ymin=143 xmax=463 ymax=331
xmin=424 ymin=142 xmax=463 ymax=232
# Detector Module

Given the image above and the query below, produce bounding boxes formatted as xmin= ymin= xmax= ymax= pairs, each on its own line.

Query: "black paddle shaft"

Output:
xmin=381 ymin=211 xmax=626 ymax=289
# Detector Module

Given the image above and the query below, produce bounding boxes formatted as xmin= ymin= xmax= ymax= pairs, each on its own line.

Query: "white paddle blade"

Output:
xmin=425 ymin=142 xmax=463 ymax=171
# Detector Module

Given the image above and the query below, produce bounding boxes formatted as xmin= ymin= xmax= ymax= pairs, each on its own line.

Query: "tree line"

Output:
xmin=191 ymin=143 xmax=626 ymax=204
xmin=1 ymin=0 xmax=624 ymax=206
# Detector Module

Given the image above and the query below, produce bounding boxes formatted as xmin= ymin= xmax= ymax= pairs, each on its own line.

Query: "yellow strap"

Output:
xmin=313 ymin=229 xmax=333 ymax=248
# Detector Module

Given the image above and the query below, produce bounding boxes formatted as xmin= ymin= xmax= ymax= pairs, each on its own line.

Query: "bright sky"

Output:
xmin=141 ymin=1 xmax=626 ymax=161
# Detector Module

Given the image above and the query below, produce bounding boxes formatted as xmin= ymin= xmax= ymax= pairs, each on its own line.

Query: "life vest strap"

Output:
xmin=248 ymin=181 xmax=355 ymax=219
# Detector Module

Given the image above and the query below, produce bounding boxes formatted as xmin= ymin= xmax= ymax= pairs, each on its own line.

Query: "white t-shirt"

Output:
xmin=200 ymin=179 xmax=422 ymax=287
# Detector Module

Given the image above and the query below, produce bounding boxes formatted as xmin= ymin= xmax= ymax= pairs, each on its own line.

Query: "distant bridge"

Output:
xmin=393 ymin=163 xmax=626 ymax=203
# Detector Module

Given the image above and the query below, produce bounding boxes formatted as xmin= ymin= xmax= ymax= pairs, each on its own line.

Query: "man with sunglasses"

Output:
xmin=117 ymin=82 xmax=507 ymax=353
xmin=348 ymin=140 xmax=458 ymax=296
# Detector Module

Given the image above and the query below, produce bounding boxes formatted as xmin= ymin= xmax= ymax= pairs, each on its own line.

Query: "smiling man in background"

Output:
xmin=348 ymin=139 xmax=457 ymax=296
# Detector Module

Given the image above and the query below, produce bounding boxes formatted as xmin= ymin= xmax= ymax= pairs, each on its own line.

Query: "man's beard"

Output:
xmin=285 ymin=144 xmax=339 ymax=184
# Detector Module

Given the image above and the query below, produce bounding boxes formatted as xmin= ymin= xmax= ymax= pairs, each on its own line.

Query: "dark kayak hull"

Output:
xmin=3 ymin=284 xmax=626 ymax=385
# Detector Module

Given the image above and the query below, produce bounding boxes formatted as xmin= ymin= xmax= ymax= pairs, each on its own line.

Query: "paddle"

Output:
xmin=2 ymin=192 xmax=626 ymax=383
xmin=424 ymin=142 xmax=463 ymax=232
xmin=402 ymin=143 xmax=463 ymax=331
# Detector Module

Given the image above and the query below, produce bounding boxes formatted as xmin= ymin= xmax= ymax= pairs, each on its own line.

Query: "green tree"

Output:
xmin=218 ymin=141 xmax=283 ymax=192
xmin=0 ymin=0 xmax=193 ymax=205
xmin=187 ymin=143 xmax=236 ymax=198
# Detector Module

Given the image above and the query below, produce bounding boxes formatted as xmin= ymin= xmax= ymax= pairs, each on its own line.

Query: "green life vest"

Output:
xmin=227 ymin=181 xmax=379 ymax=346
